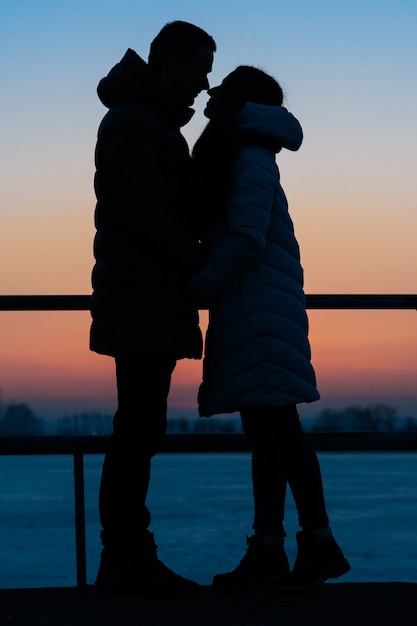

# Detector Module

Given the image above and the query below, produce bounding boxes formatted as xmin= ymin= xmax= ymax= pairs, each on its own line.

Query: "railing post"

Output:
xmin=73 ymin=451 xmax=87 ymax=587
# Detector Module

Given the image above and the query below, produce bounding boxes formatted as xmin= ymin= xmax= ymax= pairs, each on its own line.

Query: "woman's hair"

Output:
xmin=191 ymin=66 xmax=283 ymax=220
xmin=209 ymin=65 xmax=283 ymax=117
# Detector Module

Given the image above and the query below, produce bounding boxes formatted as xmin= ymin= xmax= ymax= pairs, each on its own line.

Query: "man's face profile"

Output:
xmin=167 ymin=45 xmax=214 ymax=107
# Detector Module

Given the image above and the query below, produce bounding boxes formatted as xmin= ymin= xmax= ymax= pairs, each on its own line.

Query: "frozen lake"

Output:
xmin=0 ymin=451 xmax=416 ymax=588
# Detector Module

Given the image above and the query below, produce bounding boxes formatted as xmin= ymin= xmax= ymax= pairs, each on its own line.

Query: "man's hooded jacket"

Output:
xmin=90 ymin=49 xmax=203 ymax=359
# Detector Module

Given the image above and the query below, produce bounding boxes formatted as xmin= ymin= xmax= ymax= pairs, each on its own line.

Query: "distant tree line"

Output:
xmin=0 ymin=403 xmax=242 ymax=436
xmin=56 ymin=412 xmax=114 ymax=435
xmin=166 ymin=417 xmax=242 ymax=434
xmin=310 ymin=404 xmax=417 ymax=432
xmin=0 ymin=402 xmax=416 ymax=437
xmin=0 ymin=403 xmax=43 ymax=436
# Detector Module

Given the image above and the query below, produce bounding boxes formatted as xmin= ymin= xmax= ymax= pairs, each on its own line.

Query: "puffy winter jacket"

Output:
xmin=189 ymin=103 xmax=320 ymax=416
xmin=90 ymin=49 xmax=203 ymax=359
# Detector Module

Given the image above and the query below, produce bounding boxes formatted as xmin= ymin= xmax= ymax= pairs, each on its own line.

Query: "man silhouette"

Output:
xmin=90 ymin=21 xmax=216 ymax=597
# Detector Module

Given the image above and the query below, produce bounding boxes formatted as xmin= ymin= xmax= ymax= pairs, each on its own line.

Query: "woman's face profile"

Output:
xmin=204 ymin=83 xmax=223 ymax=119
xmin=203 ymin=70 xmax=249 ymax=119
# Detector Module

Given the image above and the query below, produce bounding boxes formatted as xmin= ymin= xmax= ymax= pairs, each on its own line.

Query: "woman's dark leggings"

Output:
xmin=240 ymin=404 xmax=329 ymax=537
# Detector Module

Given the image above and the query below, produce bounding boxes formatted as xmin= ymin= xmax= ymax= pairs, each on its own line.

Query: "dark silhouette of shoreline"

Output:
xmin=0 ymin=402 xmax=416 ymax=437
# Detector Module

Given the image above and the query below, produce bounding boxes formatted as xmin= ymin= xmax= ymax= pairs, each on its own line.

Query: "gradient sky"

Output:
xmin=1 ymin=0 xmax=416 ymax=420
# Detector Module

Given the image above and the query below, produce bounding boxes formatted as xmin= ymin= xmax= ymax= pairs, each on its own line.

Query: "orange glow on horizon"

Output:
xmin=0 ymin=306 xmax=416 ymax=419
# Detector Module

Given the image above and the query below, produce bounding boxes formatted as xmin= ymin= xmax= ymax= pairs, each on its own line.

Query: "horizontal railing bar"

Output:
xmin=0 ymin=295 xmax=91 ymax=311
xmin=0 ymin=294 xmax=417 ymax=311
xmin=306 ymin=294 xmax=417 ymax=310
xmin=1 ymin=432 xmax=417 ymax=454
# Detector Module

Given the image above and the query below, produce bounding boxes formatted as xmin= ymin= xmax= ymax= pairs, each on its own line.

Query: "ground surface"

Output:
xmin=1 ymin=583 xmax=416 ymax=626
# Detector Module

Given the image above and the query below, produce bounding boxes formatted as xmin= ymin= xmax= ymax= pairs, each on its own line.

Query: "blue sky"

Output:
xmin=2 ymin=0 xmax=416 ymax=293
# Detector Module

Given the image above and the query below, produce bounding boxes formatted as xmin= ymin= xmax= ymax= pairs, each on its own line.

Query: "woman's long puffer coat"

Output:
xmin=189 ymin=103 xmax=320 ymax=416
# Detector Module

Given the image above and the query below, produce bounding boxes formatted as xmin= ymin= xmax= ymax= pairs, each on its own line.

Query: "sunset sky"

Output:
xmin=1 ymin=0 xmax=416 ymax=421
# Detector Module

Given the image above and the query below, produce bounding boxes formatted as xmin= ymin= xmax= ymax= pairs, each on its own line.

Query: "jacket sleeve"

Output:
xmin=189 ymin=147 xmax=277 ymax=299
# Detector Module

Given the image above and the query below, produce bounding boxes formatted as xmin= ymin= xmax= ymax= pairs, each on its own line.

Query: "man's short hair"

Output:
xmin=148 ymin=20 xmax=216 ymax=71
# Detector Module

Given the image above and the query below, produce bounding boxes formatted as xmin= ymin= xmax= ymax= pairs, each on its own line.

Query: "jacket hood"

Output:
xmin=237 ymin=102 xmax=303 ymax=152
xmin=97 ymin=48 xmax=194 ymax=127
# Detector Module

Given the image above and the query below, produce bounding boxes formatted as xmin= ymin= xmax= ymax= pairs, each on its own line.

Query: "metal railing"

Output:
xmin=1 ymin=293 xmax=417 ymax=311
xmin=1 ymin=431 xmax=417 ymax=588
xmin=1 ymin=293 xmax=416 ymax=587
